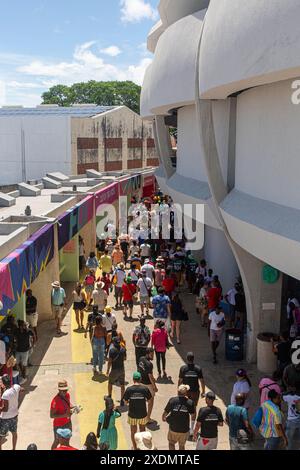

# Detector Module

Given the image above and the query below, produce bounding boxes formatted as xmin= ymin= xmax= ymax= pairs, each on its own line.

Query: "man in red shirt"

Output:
xmin=207 ymin=281 xmax=222 ymax=312
xmin=122 ymin=276 xmax=136 ymax=320
xmin=53 ymin=428 xmax=78 ymax=451
xmin=50 ymin=380 xmax=74 ymax=450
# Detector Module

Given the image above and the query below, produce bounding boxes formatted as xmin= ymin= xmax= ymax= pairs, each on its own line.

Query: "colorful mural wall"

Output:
xmin=58 ymin=195 xmax=94 ymax=250
xmin=0 ymin=224 xmax=54 ymax=317
xmin=0 ymin=172 xmax=155 ymax=318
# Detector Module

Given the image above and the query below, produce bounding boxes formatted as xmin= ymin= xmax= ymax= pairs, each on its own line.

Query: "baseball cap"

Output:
xmin=133 ymin=371 xmax=142 ymax=381
xmin=206 ymin=391 xmax=217 ymax=400
xmin=57 ymin=428 xmax=72 ymax=439
xmin=178 ymin=384 xmax=190 ymax=395
xmin=236 ymin=368 xmax=247 ymax=378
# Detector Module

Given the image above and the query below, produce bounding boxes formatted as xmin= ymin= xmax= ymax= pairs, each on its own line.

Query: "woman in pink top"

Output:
xmin=259 ymin=376 xmax=281 ymax=405
xmin=151 ymin=320 xmax=168 ymax=379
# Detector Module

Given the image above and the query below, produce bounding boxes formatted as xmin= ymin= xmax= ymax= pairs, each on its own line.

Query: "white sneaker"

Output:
xmin=19 ymin=378 xmax=27 ymax=385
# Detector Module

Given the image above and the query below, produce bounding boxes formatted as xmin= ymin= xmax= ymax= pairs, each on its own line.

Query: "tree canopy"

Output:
xmin=41 ymin=80 xmax=141 ymax=114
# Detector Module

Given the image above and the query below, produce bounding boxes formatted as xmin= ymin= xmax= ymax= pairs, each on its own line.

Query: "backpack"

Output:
xmin=251 ymin=407 xmax=263 ymax=429
xmin=135 ymin=327 xmax=150 ymax=347
xmin=85 ymin=275 xmax=95 ymax=286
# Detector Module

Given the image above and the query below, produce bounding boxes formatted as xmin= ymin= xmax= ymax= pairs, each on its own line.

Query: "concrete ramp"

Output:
xmin=47 ymin=172 xmax=70 ymax=182
xmin=0 ymin=192 xmax=16 ymax=207
xmin=86 ymin=169 xmax=103 ymax=178
xmin=18 ymin=183 xmax=41 ymax=197
xmin=42 ymin=177 xmax=62 ymax=189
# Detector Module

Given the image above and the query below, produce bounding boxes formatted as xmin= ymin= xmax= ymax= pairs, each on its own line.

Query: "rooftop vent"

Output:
xmin=1 ymin=105 xmax=24 ymax=109
xmin=71 ymin=104 xmax=97 ymax=107
xmin=36 ymin=104 xmax=60 ymax=108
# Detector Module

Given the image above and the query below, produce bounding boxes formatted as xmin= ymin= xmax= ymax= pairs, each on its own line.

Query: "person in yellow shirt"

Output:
xmin=100 ymin=249 xmax=113 ymax=274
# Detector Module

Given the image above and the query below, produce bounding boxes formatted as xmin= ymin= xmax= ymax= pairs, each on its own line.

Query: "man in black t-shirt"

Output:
xmin=107 ymin=338 xmax=126 ymax=405
xmin=179 ymin=352 xmax=206 ymax=435
xmin=15 ymin=320 xmax=35 ymax=385
xmin=138 ymin=347 xmax=158 ymax=424
xmin=123 ymin=371 xmax=152 ymax=450
xmin=193 ymin=391 xmax=224 ymax=450
xmin=163 ymin=385 xmax=195 ymax=450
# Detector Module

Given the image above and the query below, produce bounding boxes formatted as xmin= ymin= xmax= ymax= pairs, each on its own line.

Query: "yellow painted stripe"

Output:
xmin=71 ymin=306 xmax=91 ymax=364
xmin=74 ymin=372 xmax=128 ymax=450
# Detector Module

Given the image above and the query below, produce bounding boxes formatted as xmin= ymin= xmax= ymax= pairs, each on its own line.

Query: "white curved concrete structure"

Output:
xmin=158 ymin=0 xmax=209 ymax=29
xmin=200 ymin=0 xmax=300 ymax=98
xmin=142 ymin=0 xmax=300 ymax=362
xmin=146 ymin=11 xmax=206 ymax=116
xmin=147 ymin=20 xmax=166 ymax=54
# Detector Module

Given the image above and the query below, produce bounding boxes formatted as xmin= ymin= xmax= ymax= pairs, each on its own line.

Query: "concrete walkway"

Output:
xmin=2 ymin=284 xmax=267 ymax=451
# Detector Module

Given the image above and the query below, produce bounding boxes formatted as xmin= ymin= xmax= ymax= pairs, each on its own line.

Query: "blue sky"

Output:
xmin=0 ymin=0 xmax=158 ymax=106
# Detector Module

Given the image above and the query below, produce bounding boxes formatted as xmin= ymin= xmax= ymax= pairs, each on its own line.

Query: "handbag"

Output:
xmin=182 ymin=311 xmax=189 ymax=322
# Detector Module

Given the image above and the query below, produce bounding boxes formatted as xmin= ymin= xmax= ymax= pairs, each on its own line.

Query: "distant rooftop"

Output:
xmin=0 ymin=104 xmax=119 ymax=117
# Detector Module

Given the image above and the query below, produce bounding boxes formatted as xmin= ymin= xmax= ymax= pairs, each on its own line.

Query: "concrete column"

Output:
xmin=143 ymin=137 xmax=147 ymax=168
xmin=99 ymin=139 xmax=105 ymax=172
xmin=122 ymin=137 xmax=128 ymax=171
xmin=229 ymin=241 xmax=282 ymax=363
xmin=155 ymin=116 xmax=175 ymax=179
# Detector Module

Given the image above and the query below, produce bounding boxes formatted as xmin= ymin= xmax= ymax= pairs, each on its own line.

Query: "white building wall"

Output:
xmin=204 ymin=225 xmax=239 ymax=294
xmin=23 ymin=116 xmax=72 ymax=181
xmin=235 ymin=79 xmax=300 ymax=210
xmin=0 ymin=116 xmax=72 ymax=184
xmin=177 ymin=105 xmax=207 ymax=181
xmin=0 ymin=117 xmax=23 ymax=184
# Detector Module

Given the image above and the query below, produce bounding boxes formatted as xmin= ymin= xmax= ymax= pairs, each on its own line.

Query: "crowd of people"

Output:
xmin=1 ymin=191 xmax=300 ymax=451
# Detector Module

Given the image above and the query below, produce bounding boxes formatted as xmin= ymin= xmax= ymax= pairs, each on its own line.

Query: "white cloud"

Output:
xmin=8 ymin=81 xmax=43 ymax=89
xmin=100 ymin=46 xmax=122 ymax=57
xmin=0 ymin=81 xmax=6 ymax=106
xmin=16 ymin=41 xmax=152 ymax=87
xmin=120 ymin=0 xmax=158 ymax=23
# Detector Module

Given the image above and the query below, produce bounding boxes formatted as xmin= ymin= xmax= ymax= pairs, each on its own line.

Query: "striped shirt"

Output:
xmin=259 ymin=400 xmax=282 ymax=438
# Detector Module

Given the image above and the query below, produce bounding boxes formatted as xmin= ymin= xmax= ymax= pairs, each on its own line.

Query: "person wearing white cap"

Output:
xmin=134 ymin=431 xmax=156 ymax=451
xmin=92 ymin=281 xmax=108 ymax=314
xmin=162 ymin=384 xmax=195 ymax=450
xmin=51 ymin=281 xmax=66 ymax=335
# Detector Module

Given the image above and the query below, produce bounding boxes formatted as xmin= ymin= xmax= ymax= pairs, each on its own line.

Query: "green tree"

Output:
xmin=41 ymin=84 xmax=72 ymax=107
xmin=42 ymin=81 xmax=141 ymax=114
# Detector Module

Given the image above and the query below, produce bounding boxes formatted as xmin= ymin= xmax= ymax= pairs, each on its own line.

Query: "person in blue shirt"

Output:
xmin=225 ymin=394 xmax=253 ymax=450
xmin=151 ymin=288 xmax=171 ymax=323
xmin=51 ymin=281 xmax=66 ymax=335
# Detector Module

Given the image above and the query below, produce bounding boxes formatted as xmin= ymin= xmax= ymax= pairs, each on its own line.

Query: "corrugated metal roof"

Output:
xmin=0 ymin=105 xmax=118 ymax=117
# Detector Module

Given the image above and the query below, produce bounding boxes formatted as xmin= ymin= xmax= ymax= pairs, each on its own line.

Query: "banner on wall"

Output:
xmin=95 ymin=183 xmax=119 ymax=240
xmin=58 ymin=195 xmax=94 ymax=250
xmin=95 ymin=182 xmax=119 ymax=209
xmin=0 ymin=224 xmax=54 ymax=317
xmin=119 ymin=175 xmax=142 ymax=197
xmin=142 ymin=174 xmax=155 ymax=197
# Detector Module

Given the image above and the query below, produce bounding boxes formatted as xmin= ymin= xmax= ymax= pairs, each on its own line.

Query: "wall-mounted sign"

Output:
xmin=262 ymin=265 xmax=280 ymax=284
xmin=262 ymin=303 xmax=276 ymax=311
